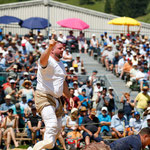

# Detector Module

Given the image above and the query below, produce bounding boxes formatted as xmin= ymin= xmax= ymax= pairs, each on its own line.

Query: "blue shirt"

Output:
xmin=0 ymin=103 xmax=14 ymax=111
xmin=110 ymin=134 xmax=142 ymax=150
xmin=111 ymin=114 xmax=127 ymax=131
xmin=98 ymin=114 xmax=111 ymax=132
xmin=78 ymin=116 xmax=84 ymax=125
xmin=78 ymin=95 xmax=90 ymax=107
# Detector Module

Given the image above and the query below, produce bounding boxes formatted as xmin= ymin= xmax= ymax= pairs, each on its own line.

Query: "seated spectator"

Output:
xmin=24 ymin=99 xmax=34 ymax=119
xmin=17 ymin=80 xmax=34 ymax=101
xmin=142 ymin=114 xmax=150 ymax=128
xmin=90 ymin=34 xmax=99 ymax=56
xmin=5 ymin=49 xmax=15 ymax=67
xmin=77 ymin=31 xmax=88 ymax=54
xmin=57 ymin=31 xmax=66 ymax=44
xmin=134 ymin=86 xmax=150 ymax=117
xmin=120 ymin=58 xmax=133 ymax=79
xmin=19 ymin=95 xmax=28 ymax=110
xmin=66 ymin=108 xmax=79 ymax=132
xmin=64 ymin=88 xmax=81 ymax=112
xmin=0 ymin=50 xmax=5 ymax=68
xmin=78 ymin=89 xmax=90 ymax=109
xmin=117 ymin=54 xmax=126 ymax=76
xmin=62 ymin=48 xmax=72 ymax=67
xmin=27 ymin=106 xmax=42 ymax=145
xmin=73 ymin=81 xmax=82 ymax=97
xmin=81 ymin=108 xmax=103 ymax=145
xmin=129 ymin=62 xmax=138 ymax=81
xmin=0 ymin=95 xmax=14 ymax=115
xmin=98 ymin=107 xmax=111 ymax=136
xmin=1 ymin=109 xmax=19 ymax=149
xmin=111 ymin=109 xmax=128 ymax=138
xmin=129 ymin=111 xmax=143 ymax=135
xmin=110 ymin=127 xmax=150 ymax=150
xmin=0 ymin=112 xmax=4 ymax=149
xmin=120 ymin=93 xmax=134 ymax=122
xmin=78 ymin=106 xmax=87 ymax=129
xmin=0 ymin=85 xmax=5 ymax=104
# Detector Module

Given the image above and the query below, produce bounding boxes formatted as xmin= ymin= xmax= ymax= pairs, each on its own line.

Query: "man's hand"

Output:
xmin=94 ymin=133 xmax=99 ymax=138
xmin=49 ymin=39 xmax=56 ymax=47
xmin=87 ymin=131 xmax=93 ymax=137
xmin=70 ymin=98 xmax=74 ymax=108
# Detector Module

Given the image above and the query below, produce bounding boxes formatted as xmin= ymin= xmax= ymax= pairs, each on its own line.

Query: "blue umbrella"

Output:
xmin=0 ymin=15 xmax=22 ymax=24
xmin=20 ymin=17 xmax=51 ymax=29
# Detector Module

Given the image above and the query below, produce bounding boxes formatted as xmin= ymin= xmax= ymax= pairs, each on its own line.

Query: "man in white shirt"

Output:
xmin=28 ymin=40 xmax=73 ymax=150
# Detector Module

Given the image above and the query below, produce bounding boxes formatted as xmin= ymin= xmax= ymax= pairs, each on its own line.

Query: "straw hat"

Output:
xmin=22 ymin=80 xmax=32 ymax=87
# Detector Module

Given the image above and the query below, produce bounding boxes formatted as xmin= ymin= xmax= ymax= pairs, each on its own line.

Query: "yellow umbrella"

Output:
xmin=108 ymin=17 xmax=141 ymax=26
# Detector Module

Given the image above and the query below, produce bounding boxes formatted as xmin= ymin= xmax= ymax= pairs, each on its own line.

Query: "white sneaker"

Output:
xmin=27 ymin=146 xmax=33 ymax=150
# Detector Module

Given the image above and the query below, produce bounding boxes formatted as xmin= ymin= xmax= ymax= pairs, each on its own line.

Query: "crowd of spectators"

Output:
xmin=0 ymin=29 xmax=149 ymax=149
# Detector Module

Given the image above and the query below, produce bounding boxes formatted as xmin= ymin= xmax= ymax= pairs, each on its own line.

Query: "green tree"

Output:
xmin=104 ymin=0 xmax=111 ymax=13
xmin=112 ymin=0 xmax=126 ymax=16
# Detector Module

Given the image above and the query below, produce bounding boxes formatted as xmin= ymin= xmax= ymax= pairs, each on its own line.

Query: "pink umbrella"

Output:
xmin=57 ymin=18 xmax=89 ymax=30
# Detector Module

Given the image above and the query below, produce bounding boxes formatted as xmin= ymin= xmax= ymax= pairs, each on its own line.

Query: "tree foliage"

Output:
xmin=104 ymin=0 xmax=111 ymax=13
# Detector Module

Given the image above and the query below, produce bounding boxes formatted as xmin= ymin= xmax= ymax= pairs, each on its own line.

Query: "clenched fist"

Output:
xmin=49 ymin=39 xmax=56 ymax=47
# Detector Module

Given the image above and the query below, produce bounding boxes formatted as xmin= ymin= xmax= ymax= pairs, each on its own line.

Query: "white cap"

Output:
xmin=147 ymin=107 xmax=150 ymax=111
xmin=73 ymin=81 xmax=78 ymax=84
xmin=10 ymin=79 xmax=15 ymax=84
xmin=71 ymin=108 xmax=78 ymax=114
xmin=5 ymin=95 xmax=11 ymax=99
xmin=92 ymin=34 xmax=96 ymax=37
xmin=23 ymin=72 xmax=29 ymax=76
xmin=101 ymin=107 xmax=108 ymax=112
xmin=108 ymin=87 xmax=113 ymax=90
xmin=69 ymin=67 xmax=74 ymax=71
xmin=146 ymin=115 xmax=150 ymax=120
xmin=146 ymin=41 xmax=149 ymax=44
xmin=59 ymin=31 xmax=63 ymax=35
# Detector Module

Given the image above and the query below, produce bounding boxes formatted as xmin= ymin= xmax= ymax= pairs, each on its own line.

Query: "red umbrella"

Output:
xmin=57 ymin=18 xmax=89 ymax=30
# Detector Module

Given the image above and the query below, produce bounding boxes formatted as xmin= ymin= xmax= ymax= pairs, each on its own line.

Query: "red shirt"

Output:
xmin=66 ymin=96 xmax=80 ymax=111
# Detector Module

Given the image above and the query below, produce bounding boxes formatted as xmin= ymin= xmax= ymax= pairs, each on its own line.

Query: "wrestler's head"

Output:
xmin=51 ymin=41 xmax=64 ymax=61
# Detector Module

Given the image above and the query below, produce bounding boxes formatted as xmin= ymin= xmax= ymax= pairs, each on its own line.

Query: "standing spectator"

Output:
xmin=120 ymin=93 xmax=134 ymax=122
xmin=98 ymin=107 xmax=111 ymax=136
xmin=90 ymin=34 xmax=99 ymax=56
xmin=27 ymin=106 xmax=42 ymax=145
xmin=111 ymin=109 xmax=128 ymax=138
xmin=106 ymin=87 xmax=115 ymax=117
xmin=134 ymin=86 xmax=150 ymax=117
xmin=81 ymin=108 xmax=102 ymax=145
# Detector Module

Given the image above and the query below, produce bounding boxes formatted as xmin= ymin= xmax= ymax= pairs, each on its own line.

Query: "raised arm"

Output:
xmin=40 ymin=39 xmax=56 ymax=67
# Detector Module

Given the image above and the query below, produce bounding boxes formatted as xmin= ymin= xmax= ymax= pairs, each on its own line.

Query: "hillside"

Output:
xmin=0 ymin=0 xmax=150 ymax=24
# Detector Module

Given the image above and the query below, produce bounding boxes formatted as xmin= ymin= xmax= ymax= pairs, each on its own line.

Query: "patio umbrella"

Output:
xmin=57 ymin=18 xmax=89 ymax=30
xmin=0 ymin=15 xmax=22 ymax=24
xmin=20 ymin=17 xmax=51 ymax=29
xmin=108 ymin=17 xmax=141 ymax=26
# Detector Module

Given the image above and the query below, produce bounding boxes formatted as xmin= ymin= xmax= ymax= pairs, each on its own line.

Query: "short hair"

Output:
xmin=139 ymin=127 xmax=150 ymax=136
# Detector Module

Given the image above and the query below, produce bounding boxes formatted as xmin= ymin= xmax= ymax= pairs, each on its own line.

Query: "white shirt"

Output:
xmin=36 ymin=56 xmax=66 ymax=98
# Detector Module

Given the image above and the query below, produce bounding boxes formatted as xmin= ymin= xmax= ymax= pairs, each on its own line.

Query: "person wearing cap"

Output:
xmin=88 ymin=70 xmax=98 ymax=86
xmin=19 ymin=72 xmax=29 ymax=89
xmin=57 ymin=31 xmax=66 ymax=44
xmin=27 ymin=106 xmax=42 ymax=145
xmin=77 ymin=31 xmax=88 ymax=54
xmin=81 ymin=108 xmax=103 ymax=145
xmin=62 ymin=47 xmax=72 ymax=67
xmin=73 ymin=81 xmax=82 ymax=97
xmin=129 ymin=111 xmax=142 ymax=135
xmin=0 ymin=95 xmax=14 ymax=115
xmin=120 ymin=93 xmax=134 ymax=123
xmin=78 ymin=89 xmax=90 ymax=109
xmin=104 ymin=32 xmax=107 ymax=40
xmin=18 ymin=80 xmax=34 ymax=101
xmin=78 ymin=106 xmax=87 ymax=127
xmin=1 ymin=108 xmax=19 ymax=149
xmin=107 ymin=36 xmax=113 ymax=46
xmin=129 ymin=62 xmax=138 ymax=81
xmin=99 ymin=34 xmax=106 ymax=48
xmin=111 ymin=109 xmax=128 ymax=138
xmin=19 ymin=95 xmax=28 ymax=110
xmin=28 ymin=39 xmax=73 ymax=150
xmin=24 ymin=99 xmax=34 ymax=118
xmin=20 ymin=42 xmax=28 ymax=57
xmin=90 ymin=34 xmax=99 ymax=56
xmin=134 ymin=86 xmax=150 ymax=117
xmin=92 ymin=81 xmax=103 ymax=108
xmin=98 ymin=107 xmax=111 ymax=136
